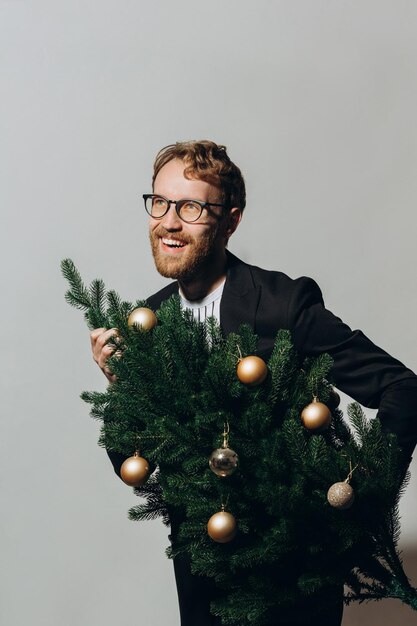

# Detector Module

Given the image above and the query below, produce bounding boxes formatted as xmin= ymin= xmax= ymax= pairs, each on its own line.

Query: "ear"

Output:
xmin=225 ymin=207 xmax=242 ymax=240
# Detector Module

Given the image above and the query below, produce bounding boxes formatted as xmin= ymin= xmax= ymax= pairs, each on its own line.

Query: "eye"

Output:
xmin=178 ymin=200 xmax=202 ymax=221
xmin=149 ymin=196 xmax=169 ymax=217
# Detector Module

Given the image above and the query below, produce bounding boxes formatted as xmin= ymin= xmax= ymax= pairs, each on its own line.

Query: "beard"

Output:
xmin=149 ymin=225 xmax=221 ymax=281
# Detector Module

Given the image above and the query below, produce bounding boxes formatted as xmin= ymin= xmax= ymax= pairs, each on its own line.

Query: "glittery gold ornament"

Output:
xmin=120 ymin=451 xmax=150 ymax=487
xmin=301 ymin=397 xmax=332 ymax=431
xmin=237 ymin=355 xmax=268 ymax=386
xmin=207 ymin=508 xmax=237 ymax=543
xmin=209 ymin=422 xmax=238 ymax=477
xmin=127 ymin=307 xmax=157 ymax=331
xmin=209 ymin=447 xmax=238 ymax=477
xmin=327 ymin=481 xmax=355 ymax=510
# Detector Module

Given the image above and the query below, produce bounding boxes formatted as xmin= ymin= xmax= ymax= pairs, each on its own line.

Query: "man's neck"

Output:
xmin=178 ymin=251 xmax=227 ymax=301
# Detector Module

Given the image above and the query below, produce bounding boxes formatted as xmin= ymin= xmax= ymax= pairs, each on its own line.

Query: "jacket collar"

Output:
xmin=220 ymin=251 xmax=261 ymax=336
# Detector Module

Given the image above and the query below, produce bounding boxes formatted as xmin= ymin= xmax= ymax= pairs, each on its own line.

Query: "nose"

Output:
xmin=160 ymin=202 xmax=182 ymax=230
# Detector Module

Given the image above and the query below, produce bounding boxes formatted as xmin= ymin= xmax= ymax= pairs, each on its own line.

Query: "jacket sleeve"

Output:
xmin=288 ymin=277 xmax=417 ymax=464
xmin=106 ymin=449 xmax=127 ymax=479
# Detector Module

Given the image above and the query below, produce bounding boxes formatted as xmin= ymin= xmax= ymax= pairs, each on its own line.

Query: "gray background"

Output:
xmin=1 ymin=1 xmax=416 ymax=624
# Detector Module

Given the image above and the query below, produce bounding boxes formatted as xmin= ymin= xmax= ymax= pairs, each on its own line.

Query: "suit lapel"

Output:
xmin=147 ymin=281 xmax=178 ymax=311
xmin=220 ymin=252 xmax=261 ymax=336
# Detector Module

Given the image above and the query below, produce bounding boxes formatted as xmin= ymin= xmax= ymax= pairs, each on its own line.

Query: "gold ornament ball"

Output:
xmin=207 ymin=511 xmax=237 ymax=543
xmin=209 ymin=447 xmax=239 ymax=477
xmin=301 ymin=400 xmax=332 ymax=431
xmin=237 ymin=356 xmax=268 ymax=386
xmin=327 ymin=482 xmax=355 ymax=510
xmin=120 ymin=453 xmax=150 ymax=487
xmin=127 ymin=307 xmax=157 ymax=331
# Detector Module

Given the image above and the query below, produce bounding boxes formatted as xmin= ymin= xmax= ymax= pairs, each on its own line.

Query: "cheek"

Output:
xmin=149 ymin=220 xmax=164 ymax=240
xmin=192 ymin=227 xmax=214 ymax=246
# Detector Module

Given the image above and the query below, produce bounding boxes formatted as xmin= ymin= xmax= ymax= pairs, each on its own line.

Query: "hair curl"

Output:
xmin=152 ymin=140 xmax=246 ymax=212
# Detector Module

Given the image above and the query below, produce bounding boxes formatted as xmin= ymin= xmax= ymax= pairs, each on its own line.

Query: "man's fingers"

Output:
xmin=90 ymin=327 xmax=119 ymax=365
xmin=94 ymin=328 xmax=118 ymax=346
xmin=103 ymin=367 xmax=117 ymax=384
xmin=98 ymin=344 xmax=116 ymax=369
xmin=89 ymin=327 xmax=120 ymax=384
xmin=90 ymin=327 xmax=106 ymax=349
xmin=91 ymin=328 xmax=117 ymax=350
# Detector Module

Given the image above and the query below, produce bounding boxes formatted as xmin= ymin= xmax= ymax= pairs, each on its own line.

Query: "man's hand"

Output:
xmin=90 ymin=328 xmax=118 ymax=383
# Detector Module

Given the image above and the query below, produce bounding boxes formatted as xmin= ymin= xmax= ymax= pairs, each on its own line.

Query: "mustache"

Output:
xmin=152 ymin=226 xmax=193 ymax=244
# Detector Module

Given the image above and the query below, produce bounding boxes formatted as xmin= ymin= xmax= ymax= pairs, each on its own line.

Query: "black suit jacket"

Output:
xmin=145 ymin=252 xmax=417 ymax=460
xmin=107 ymin=252 xmax=417 ymax=625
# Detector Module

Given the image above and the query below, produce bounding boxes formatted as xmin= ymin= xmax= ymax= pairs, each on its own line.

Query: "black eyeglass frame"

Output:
xmin=143 ymin=193 xmax=227 ymax=223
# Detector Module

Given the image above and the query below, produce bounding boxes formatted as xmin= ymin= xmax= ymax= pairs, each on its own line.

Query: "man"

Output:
xmin=91 ymin=140 xmax=417 ymax=626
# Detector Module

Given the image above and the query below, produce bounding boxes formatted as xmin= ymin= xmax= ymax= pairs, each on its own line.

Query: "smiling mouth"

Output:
xmin=161 ymin=237 xmax=188 ymax=249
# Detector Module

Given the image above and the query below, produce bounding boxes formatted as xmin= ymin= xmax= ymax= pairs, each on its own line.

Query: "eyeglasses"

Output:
xmin=143 ymin=194 xmax=226 ymax=223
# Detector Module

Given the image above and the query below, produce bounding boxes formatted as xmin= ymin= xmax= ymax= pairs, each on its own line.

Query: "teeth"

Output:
xmin=162 ymin=238 xmax=186 ymax=248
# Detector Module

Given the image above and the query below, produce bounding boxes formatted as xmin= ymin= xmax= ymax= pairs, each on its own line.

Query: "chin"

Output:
xmin=150 ymin=229 xmax=222 ymax=281
xmin=152 ymin=248 xmax=213 ymax=281
xmin=153 ymin=257 xmax=199 ymax=280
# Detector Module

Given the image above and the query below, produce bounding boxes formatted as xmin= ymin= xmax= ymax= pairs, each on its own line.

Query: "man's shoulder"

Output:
xmin=224 ymin=253 xmax=325 ymax=344
xmin=229 ymin=252 xmax=323 ymax=301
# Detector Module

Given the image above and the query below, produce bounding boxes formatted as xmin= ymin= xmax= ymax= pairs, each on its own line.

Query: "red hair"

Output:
xmin=152 ymin=140 xmax=246 ymax=212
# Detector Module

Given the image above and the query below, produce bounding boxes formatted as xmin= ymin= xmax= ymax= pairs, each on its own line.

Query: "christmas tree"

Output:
xmin=62 ymin=259 xmax=417 ymax=625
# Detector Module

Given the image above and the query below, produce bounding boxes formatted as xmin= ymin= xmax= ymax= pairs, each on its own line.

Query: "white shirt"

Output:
xmin=179 ymin=280 xmax=225 ymax=324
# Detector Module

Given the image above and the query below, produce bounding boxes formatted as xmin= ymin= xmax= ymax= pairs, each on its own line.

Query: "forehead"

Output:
xmin=153 ymin=159 xmax=220 ymax=201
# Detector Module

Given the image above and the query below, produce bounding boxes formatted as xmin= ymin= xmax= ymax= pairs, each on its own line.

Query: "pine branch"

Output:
xmin=61 ymin=258 xmax=92 ymax=310
xmin=61 ymin=259 xmax=108 ymax=328
xmin=128 ymin=499 xmax=167 ymax=522
xmin=89 ymin=279 xmax=106 ymax=317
